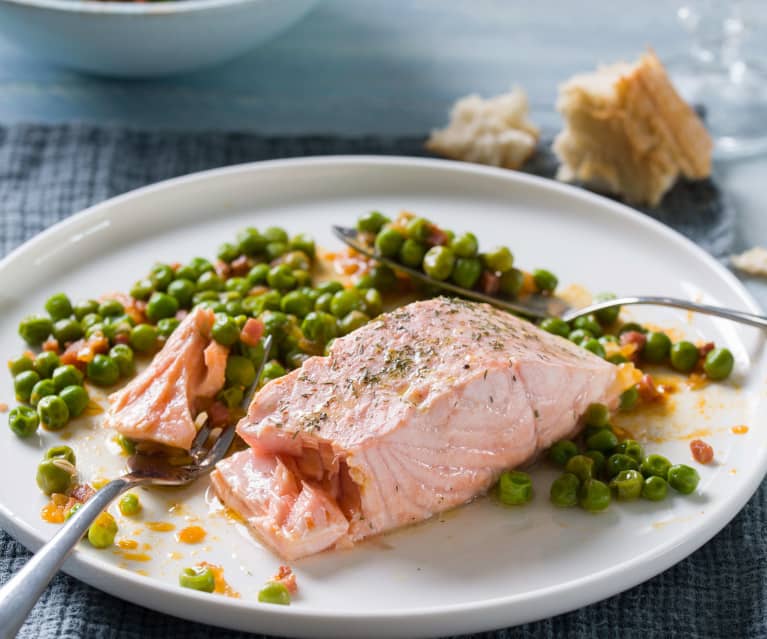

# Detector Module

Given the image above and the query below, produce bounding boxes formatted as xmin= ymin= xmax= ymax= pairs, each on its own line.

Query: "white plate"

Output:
xmin=1 ymin=157 xmax=765 ymax=638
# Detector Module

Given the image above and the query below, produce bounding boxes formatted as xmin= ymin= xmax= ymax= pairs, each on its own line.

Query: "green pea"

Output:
xmin=81 ymin=313 xmax=103 ymax=330
xmin=146 ymin=292 xmax=179 ymax=322
xmin=497 ymin=470 xmax=533 ymax=505
xmin=450 ymin=232 xmax=479 ymax=258
xmin=565 ymin=454 xmax=594 ymax=482
xmin=550 ymin=473 xmax=580 ymax=507
xmin=36 ymin=458 xmax=74 ymax=495
xmin=584 ymin=403 xmax=610 ymax=428
xmin=18 ymin=315 xmax=53 ymax=346
xmin=188 ymin=257 xmax=215 ymax=278
xmin=196 ymin=300 xmax=225 ymax=314
xmin=261 ymin=360 xmax=287 ymax=384
xmin=87 ymin=354 xmax=120 ymax=386
xmin=703 ymin=347 xmax=734 ymax=381
xmin=639 ymin=331 xmax=671 ymax=364
xmin=223 ymin=277 xmax=249 ymax=298
xmin=301 ymin=312 xmax=337 ymax=344
xmin=241 ymin=341 xmax=265 ymax=368
xmin=73 ymin=299 xmax=99 ymax=321
xmin=37 ymin=395 xmax=70 ymax=430
xmin=399 ymin=238 xmax=427 ymax=268
xmin=533 ymin=269 xmax=558 ymax=292
xmin=451 ymin=257 xmax=482 ymax=289
xmin=294 ymin=269 xmax=312 ymax=288
xmin=119 ymin=493 xmax=142 ymax=517
xmin=265 ymin=241 xmax=288 ymax=261
xmin=150 ymin=264 xmax=174 ymax=291
xmin=226 ymin=355 xmax=256 ymax=387
xmin=290 ymin=233 xmax=316 ymax=258
xmin=540 ymin=318 xmax=570 ymax=338
xmin=330 ymin=289 xmax=363 ymax=318
xmin=362 ymin=288 xmax=383 ymax=317
xmin=30 ymin=379 xmax=56 ymax=406
xmin=314 ymin=292 xmax=333 ymax=313
xmin=247 ymin=263 xmax=270 ymax=286
xmin=423 ymin=246 xmax=455 ymax=280
xmin=60 ymin=385 xmax=89 ymax=418
xmin=618 ymin=322 xmax=647 ymax=335
xmin=281 ymin=251 xmax=311 ymax=272
xmin=584 ymin=450 xmax=606 ymax=476
xmin=116 ymin=434 xmax=135 ymax=455
xmin=607 ymin=353 xmax=629 ymax=365
xmin=237 ymin=227 xmax=267 ymax=256
xmin=52 ymin=318 xmax=83 ymax=344
xmin=209 ymin=314 xmax=238 ymax=346
xmin=170 ymin=265 xmax=193 ymax=282
xmin=370 ymin=265 xmax=397 ymax=292
xmin=482 ymin=246 xmax=514 ymax=273
xmin=45 ymin=293 xmax=73 ymax=321
xmin=217 ymin=386 xmax=244 ymax=409
xmin=357 ymin=211 xmax=390 ymax=234
xmin=548 ymin=440 xmax=579 ymax=466
xmin=613 ymin=440 xmax=644 ymax=463
xmin=499 ymin=269 xmax=525 ymax=298
xmin=98 ymin=299 xmax=124 ymax=318
xmin=375 ymin=227 xmax=405 ymax=257
xmin=339 ymin=310 xmax=370 ymax=335
xmin=593 ymin=292 xmax=621 ymax=325
xmin=217 ymin=241 xmax=240 ymax=263
xmin=280 ymin=290 xmax=313 ymax=318
xmin=261 ymin=310 xmax=290 ymax=342
xmin=264 ymin=226 xmax=289 ymax=244
xmin=52 ymin=364 xmax=83 ymax=391
xmin=45 ymin=444 xmax=76 ymax=465
xmin=582 ymin=339 xmax=606 ymax=359
xmin=605 ymin=453 xmax=639 ymax=479
xmin=316 ymin=280 xmax=344 ymax=295
xmin=579 ymin=478 xmax=610 ymax=512
xmin=258 ymin=581 xmax=291 ymax=605
xmin=670 ymin=341 xmax=699 ymax=373
xmin=88 ymin=512 xmax=118 ymax=549
xmin=568 ymin=329 xmax=593 ymax=344
xmin=8 ymin=355 xmax=34 ymax=376
xmin=405 ymin=217 xmax=431 ymax=242
xmin=157 ymin=317 xmax=180 ymax=338
xmin=667 ymin=464 xmax=700 ymax=494
xmin=573 ymin=314 xmax=603 ymax=337
xmin=110 ymin=344 xmax=135 ymax=377
xmin=599 ymin=334 xmax=619 ymax=344
xmin=196 ymin=271 xmax=224 ymax=292
xmin=585 ymin=427 xmax=619 ymax=452
xmin=640 ymin=454 xmax=672 ymax=479
xmin=14 ymin=370 xmax=40 ymax=402
xmin=285 ymin=349 xmax=309 ymax=369
xmin=642 ymin=475 xmax=669 ymax=501
xmin=610 ymin=469 xmax=643 ymax=501
xmin=130 ymin=324 xmax=158 ymax=353
xmin=8 ymin=405 xmax=39 ymax=438
xmin=354 ymin=274 xmax=375 ymax=290
xmin=130 ymin=279 xmax=154 ymax=301
xmin=64 ymin=503 xmax=83 ymax=520
xmin=223 ymin=300 xmax=243 ymax=316
xmin=167 ymin=279 xmax=196 ymax=308
xmin=34 ymin=351 xmax=60 ymax=379
xmin=265 ymin=264 xmax=295 ymax=292
xmin=619 ymin=386 xmax=639 ymax=411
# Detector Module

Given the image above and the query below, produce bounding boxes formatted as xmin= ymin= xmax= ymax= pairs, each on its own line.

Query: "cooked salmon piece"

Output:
xmin=104 ymin=307 xmax=229 ymax=450
xmin=212 ymin=297 xmax=619 ymax=559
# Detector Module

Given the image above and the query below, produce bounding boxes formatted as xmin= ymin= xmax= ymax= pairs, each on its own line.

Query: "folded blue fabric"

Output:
xmin=0 ymin=124 xmax=757 ymax=639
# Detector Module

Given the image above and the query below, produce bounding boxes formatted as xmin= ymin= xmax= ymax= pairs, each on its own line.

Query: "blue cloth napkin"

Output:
xmin=0 ymin=124 xmax=759 ymax=639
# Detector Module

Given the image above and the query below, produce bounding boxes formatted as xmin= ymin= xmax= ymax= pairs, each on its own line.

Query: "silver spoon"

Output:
xmin=333 ymin=226 xmax=767 ymax=329
xmin=0 ymin=336 xmax=272 ymax=638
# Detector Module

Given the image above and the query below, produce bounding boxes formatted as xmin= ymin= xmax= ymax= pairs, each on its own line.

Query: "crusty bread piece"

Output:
xmin=426 ymin=88 xmax=539 ymax=169
xmin=553 ymin=52 xmax=712 ymax=206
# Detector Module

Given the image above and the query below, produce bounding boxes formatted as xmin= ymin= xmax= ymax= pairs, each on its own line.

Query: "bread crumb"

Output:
xmin=553 ymin=51 xmax=712 ymax=206
xmin=731 ymin=247 xmax=767 ymax=276
xmin=426 ymin=88 xmax=539 ymax=170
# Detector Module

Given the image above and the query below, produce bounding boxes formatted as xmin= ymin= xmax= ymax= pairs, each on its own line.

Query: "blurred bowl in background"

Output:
xmin=0 ymin=0 xmax=320 ymax=77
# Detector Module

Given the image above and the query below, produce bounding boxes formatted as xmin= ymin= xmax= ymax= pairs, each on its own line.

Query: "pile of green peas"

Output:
xmin=547 ymin=402 xmax=700 ymax=512
xmin=357 ymin=211 xmax=558 ymax=298
xmin=9 ymin=347 xmax=90 ymax=436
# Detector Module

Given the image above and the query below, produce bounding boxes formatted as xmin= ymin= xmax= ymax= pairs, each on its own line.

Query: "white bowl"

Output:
xmin=0 ymin=0 xmax=320 ymax=77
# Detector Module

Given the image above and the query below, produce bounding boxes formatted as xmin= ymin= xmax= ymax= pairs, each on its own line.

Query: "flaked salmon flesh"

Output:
xmin=104 ymin=307 xmax=229 ymax=450
xmin=211 ymin=297 xmax=619 ymax=560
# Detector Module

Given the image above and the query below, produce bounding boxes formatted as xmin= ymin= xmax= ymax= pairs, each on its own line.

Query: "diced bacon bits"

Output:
xmin=620 ymin=331 xmax=647 ymax=351
xmin=637 ymin=373 xmax=662 ymax=403
xmin=60 ymin=335 xmax=110 ymax=369
xmin=690 ymin=439 xmax=714 ymax=464
xmin=426 ymin=225 xmax=449 ymax=247
xmin=230 ymin=255 xmax=251 ymax=277
xmin=42 ymin=338 xmax=60 ymax=354
xmin=480 ymin=271 xmax=500 ymax=295
xmin=208 ymin=401 xmax=230 ymax=427
xmin=698 ymin=342 xmax=715 ymax=360
xmin=215 ymin=260 xmax=232 ymax=279
xmin=71 ymin=483 xmax=96 ymax=503
xmin=0 ymin=402 xmax=8 ymax=412
xmin=272 ymin=565 xmax=298 ymax=594
xmin=240 ymin=318 xmax=265 ymax=347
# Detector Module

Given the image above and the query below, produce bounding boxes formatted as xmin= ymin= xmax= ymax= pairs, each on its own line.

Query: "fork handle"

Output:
xmin=564 ymin=295 xmax=767 ymax=330
xmin=0 ymin=477 xmax=134 ymax=639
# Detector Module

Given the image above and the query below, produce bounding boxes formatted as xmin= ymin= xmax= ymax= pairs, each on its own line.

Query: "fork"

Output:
xmin=0 ymin=335 xmax=272 ymax=638
xmin=333 ymin=226 xmax=767 ymax=329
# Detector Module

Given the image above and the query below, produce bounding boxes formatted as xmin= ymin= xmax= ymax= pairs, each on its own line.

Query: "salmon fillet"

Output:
xmin=212 ymin=297 xmax=619 ymax=559
xmin=104 ymin=307 xmax=229 ymax=450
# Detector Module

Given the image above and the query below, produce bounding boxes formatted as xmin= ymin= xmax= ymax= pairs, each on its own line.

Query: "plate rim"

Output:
xmin=1 ymin=155 xmax=764 ymax=635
